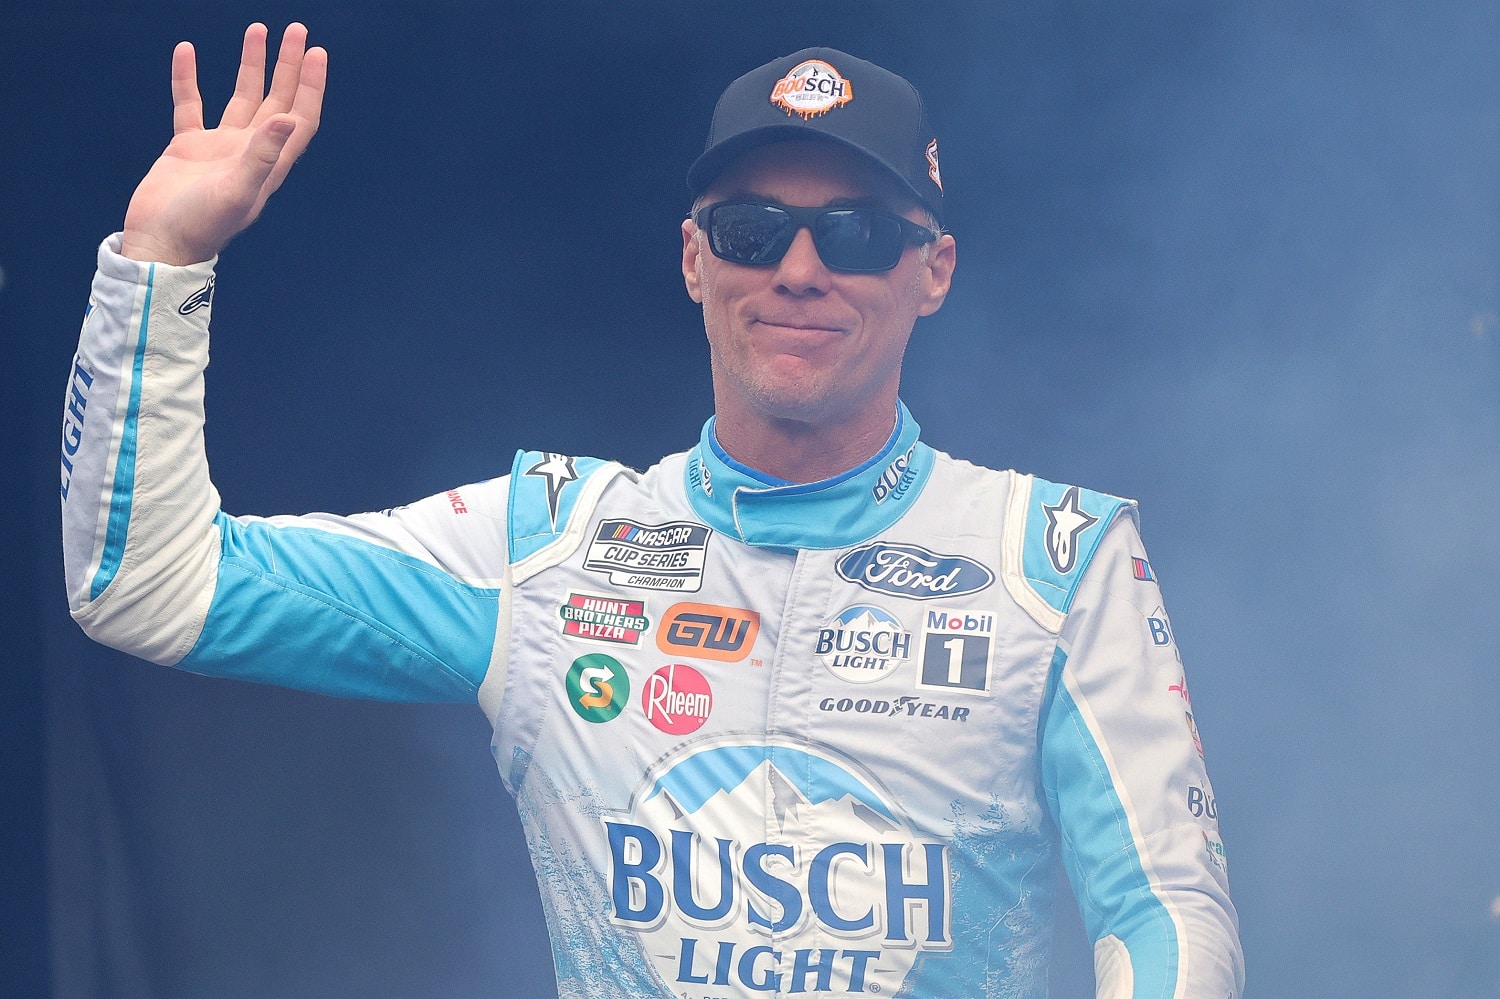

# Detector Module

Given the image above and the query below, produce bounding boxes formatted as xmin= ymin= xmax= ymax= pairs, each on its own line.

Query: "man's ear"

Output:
xmin=916 ymin=232 xmax=957 ymax=317
xmin=681 ymin=218 xmax=705 ymax=304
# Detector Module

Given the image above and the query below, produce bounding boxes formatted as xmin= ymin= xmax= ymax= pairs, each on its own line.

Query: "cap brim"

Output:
xmin=687 ymin=126 xmax=938 ymax=221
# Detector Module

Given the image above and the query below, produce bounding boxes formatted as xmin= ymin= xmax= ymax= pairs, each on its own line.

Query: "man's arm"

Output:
xmin=62 ymin=27 xmax=505 ymax=703
xmin=1040 ymin=516 xmax=1245 ymax=998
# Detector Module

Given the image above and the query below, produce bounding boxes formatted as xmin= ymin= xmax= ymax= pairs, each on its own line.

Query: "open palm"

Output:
xmin=121 ymin=23 xmax=327 ymax=265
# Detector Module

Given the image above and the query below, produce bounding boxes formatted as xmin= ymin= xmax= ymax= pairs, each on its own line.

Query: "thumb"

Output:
xmin=241 ymin=115 xmax=297 ymax=183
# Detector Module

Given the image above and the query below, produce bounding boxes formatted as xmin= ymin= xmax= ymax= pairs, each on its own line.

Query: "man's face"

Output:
xmin=682 ymin=141 xmax=956 ymax=433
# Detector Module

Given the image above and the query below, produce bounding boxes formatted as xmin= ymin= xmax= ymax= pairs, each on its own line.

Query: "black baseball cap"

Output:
xmin=688 ymin=47 xmax=944 ymax=224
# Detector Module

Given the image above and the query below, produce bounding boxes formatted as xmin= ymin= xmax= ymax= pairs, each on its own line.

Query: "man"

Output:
xmin=62 ymin=22 xmax=1244 ymax=998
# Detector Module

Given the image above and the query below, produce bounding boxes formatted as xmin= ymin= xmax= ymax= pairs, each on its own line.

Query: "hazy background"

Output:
xmin=4 ymin=2 xmax=1497 ymax=996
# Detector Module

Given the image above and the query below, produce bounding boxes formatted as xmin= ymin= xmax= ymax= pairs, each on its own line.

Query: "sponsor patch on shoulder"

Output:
xmin=584 ymin=519 xmax=711 ymax=592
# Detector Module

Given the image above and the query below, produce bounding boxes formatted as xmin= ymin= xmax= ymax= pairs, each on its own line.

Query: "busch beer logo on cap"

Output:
xmin=603 ymin=738 xmax=951 ymax=994
xmin=836 ymin=542 xmax=994 ymax=600
xmin=642 ymin=663 xmax=713 ymax=735
xmin=770 ymin=59 xmax=853 ymax=119
xmin=657 ymin=602 xmax=760 ymax=662
xmin=816 ymin=605 xmax=912 ymax=683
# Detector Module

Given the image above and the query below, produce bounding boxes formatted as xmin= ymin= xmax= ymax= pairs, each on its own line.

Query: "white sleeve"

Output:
xmin=61 ymin=235 xmax=507 ymax=702
xmin=1040 ymin=514 xmax=1246 ymax=998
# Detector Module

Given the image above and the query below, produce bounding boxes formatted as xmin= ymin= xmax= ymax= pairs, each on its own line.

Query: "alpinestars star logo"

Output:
xmin=525 ymin=452 xmax=578 ymax=529
xmin=177 ymin=275 xmax=215 ymax=316
xmin=1043 ymin=486 xmax=1098 ymax=574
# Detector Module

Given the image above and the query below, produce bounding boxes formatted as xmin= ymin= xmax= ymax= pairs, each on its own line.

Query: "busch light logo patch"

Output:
xmin=815 ymin=605 xmax=912 ymax=683
xmin=585 ymin=519 xmax=711 ymax=592
xmin=871 ymin=445 xmax=917 ymax=504
xmin=559 ymin=592 xmax=649 ymax=647
xmin=603 ymin=739 xmax=951 ymax=994
xmin=836 ymin=543 xmax=993 ymax=600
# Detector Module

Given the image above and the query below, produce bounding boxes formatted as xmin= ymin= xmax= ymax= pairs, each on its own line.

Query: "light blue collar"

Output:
xmin=684 ymin=401 xmax=934 ymax=551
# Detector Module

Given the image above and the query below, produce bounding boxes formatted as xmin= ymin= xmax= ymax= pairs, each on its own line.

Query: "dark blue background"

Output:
xmin=6 ymin=3 xmax=1499 ymax=996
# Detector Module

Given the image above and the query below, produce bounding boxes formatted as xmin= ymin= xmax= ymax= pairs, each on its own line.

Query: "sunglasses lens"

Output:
xmin=706 ymin=203 xmax=796 ymax=265
xmin=813 ymin=211 xmax=905 ymax=272
xmin=701 ymin=202 xmax=923 ymax=272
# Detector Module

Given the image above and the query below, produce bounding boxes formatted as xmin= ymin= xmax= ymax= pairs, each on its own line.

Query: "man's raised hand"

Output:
xmin=120 ymin=23 xmax=327 ymax=265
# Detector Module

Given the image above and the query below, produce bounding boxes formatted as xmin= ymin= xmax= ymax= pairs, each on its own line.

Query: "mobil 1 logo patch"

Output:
xmin=917 ymin=608 xmax=995 ymax=695
xmin=584 ymin=519 xmax=711 ymax=593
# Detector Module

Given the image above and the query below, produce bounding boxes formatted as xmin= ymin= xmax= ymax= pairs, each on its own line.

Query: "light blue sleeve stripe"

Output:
xmin=1041 ymin=653 xmax=1180 ymax=996
xmin=90 ymin=263 xmax=153 ymax=600
xmin=177 ymin=513 xmax=499 ymax=702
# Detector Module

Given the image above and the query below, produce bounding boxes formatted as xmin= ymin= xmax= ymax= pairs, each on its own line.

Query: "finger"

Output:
xmin=221 ymin=23 xmax=269 ymax=129
xmin=258 ymin=22 xmax=309 ymax=120
xmin=238 ymin=115 xmax=298 ymax=204
xmin=170 ymin=41 xmax=204 ymax=134
xmin=285 ymin=46 xmax=327 ymax=144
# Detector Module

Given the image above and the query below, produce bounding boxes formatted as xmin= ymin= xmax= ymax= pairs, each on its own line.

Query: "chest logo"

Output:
xmin=558 ymin=592 xmax=650 ymax=647
xmin=816 ymin=605 xmax=912 ymax=683
xmin=642 ymin=663 xmax=713 ymax=735
xmin=1042 ymin=486 xmax=1098 ymax=574
xmin=916 ymin=608 xmax=995 ymax=695
xmin=657 ymin=603 xmax=759 ymax=662
xmin=585 ymin=519 xmax=712 ymax=592
xmin=835 ymin=542 xmax=993 ymax=600
xmin=565 ymin=653 xmax=630 ymax=723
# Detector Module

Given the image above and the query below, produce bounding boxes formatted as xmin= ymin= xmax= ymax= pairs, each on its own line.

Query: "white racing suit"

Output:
xmin=62 ymin=236 xmax=1244 ymax=998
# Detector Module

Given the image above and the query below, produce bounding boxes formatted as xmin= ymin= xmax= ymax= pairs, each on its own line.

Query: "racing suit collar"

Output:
xmin=685 ymin=401 xmax=933 ymax=551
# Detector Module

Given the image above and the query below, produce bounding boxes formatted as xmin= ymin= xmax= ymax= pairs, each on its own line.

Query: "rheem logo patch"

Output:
xmin=642 ymin=664 xmax=713 ymax=735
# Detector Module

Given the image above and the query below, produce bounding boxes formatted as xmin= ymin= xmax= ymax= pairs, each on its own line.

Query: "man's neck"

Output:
xmin=710 ymin=405 xmax=899 ymax=484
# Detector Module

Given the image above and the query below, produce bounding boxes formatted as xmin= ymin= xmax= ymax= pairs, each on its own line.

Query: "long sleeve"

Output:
xmin=1040 ymin=515 xmax=1245 ymax=998
xmin=61 ymin=235 xmax=507 ymax=702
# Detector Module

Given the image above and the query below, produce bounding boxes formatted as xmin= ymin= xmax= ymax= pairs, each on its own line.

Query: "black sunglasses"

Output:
xmin=692 ymin=200 xmax=939 ymax=274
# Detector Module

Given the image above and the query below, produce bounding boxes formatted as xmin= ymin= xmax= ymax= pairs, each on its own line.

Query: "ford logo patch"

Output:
xmin=835 ymin=543 xmax=994 ymax=600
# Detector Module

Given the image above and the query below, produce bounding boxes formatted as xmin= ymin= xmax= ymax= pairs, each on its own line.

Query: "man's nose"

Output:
xmin=774 ymin=225 xmax=832 ymax=295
